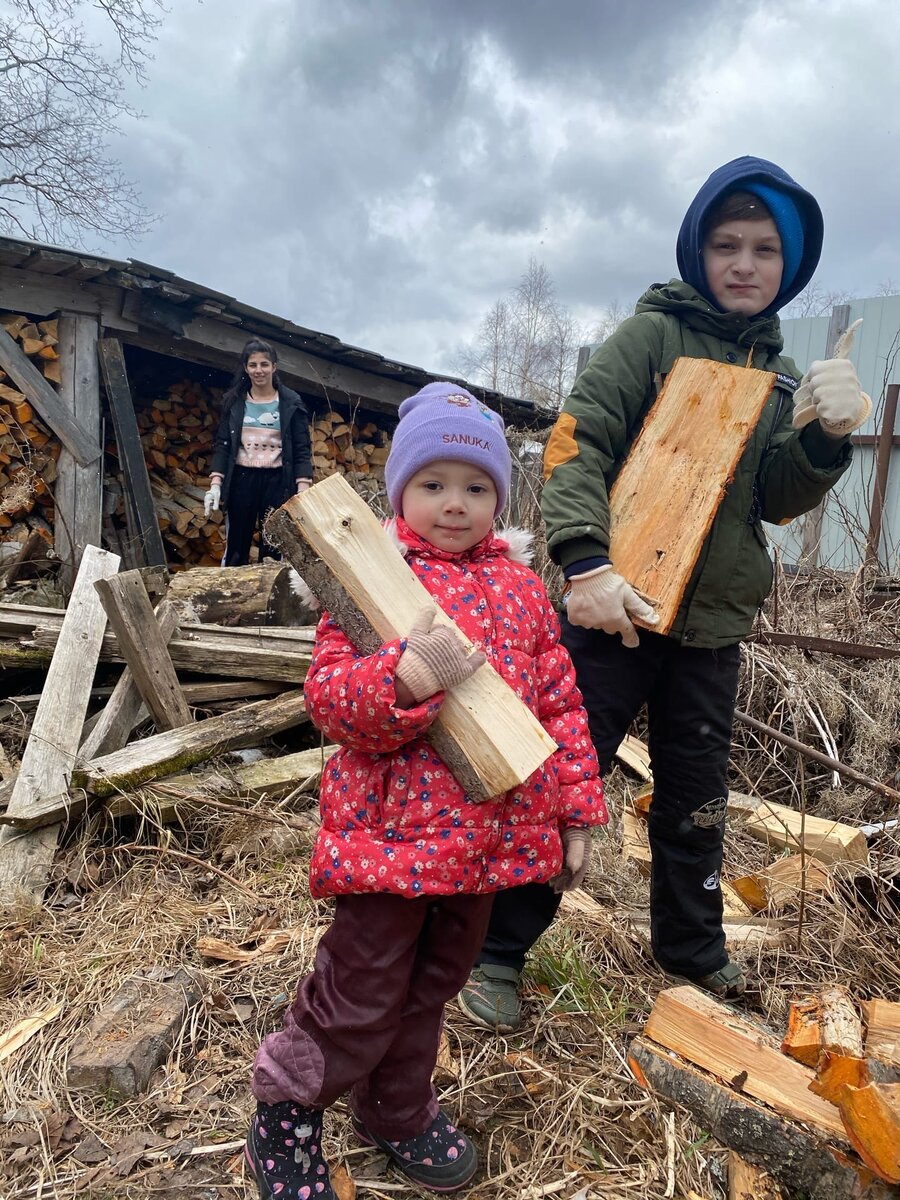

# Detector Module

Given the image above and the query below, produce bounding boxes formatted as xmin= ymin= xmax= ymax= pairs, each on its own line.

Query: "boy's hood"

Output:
xmin=676 ymin=156 xmax=823 ymax=317
xmin=635 ymin=279 xmax=785 ymax=350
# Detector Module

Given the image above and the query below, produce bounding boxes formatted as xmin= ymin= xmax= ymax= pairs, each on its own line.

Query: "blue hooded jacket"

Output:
xmin=676 ymin=156 xmax=823 ymax=317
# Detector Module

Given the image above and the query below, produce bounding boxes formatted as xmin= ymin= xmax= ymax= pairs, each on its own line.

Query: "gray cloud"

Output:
xmin=101 ymin=0 xmax=900 ymax=376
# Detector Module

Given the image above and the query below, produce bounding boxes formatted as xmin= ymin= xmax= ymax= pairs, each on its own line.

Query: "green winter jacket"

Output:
xmin=541 ymin=280 xmax=852 ymax=648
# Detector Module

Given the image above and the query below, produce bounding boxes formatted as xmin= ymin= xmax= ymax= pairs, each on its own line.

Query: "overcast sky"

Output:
xmin=100 ymin=0 xmax=900 ymax=377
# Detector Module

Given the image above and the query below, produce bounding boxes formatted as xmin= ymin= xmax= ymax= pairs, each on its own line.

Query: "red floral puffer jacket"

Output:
xmin=303 ymin=519 xmax=607 ymax=899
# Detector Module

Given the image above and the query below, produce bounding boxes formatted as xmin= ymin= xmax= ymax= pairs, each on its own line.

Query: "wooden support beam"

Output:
xmin=54 ymin=314 xmax=102 ymax=585
xmin=0 ymin=323 xmax=101 ymax=466
xmin=628 ymin=1038 xmax=888 ymax=1200
xmin=97 ymin=337 xmax=167 ymax=568
xmin=643 ymin=986 xmax=847 ymax=1140
xmin=79 ymin=599 xmax=181 ymax=759
xmin=106 ymin=744 xmax=337 ymax=821
xmin=93 ymin=575 xmax=191 ymax=732
xmin=608 ymin=357 xmax=774 ymax=633
xmin=0 ymin=545 xmax=119 ymax=906
xmin=749 ymin=630 xmax=900 ymax=661
xmin=265 ymin=475 xmax=557 ymax=801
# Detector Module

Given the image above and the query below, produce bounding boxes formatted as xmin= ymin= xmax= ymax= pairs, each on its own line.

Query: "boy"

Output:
xmin=460 ymin=156 xmax=867 ymax=1032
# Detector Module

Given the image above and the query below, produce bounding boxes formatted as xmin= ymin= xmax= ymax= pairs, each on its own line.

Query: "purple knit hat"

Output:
xmin=385 ymin=382 xmax=511 ymax=516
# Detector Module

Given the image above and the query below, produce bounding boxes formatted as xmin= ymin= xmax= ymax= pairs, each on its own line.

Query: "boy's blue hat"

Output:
xmin=676 ymin=156 xmax=823 ymax=317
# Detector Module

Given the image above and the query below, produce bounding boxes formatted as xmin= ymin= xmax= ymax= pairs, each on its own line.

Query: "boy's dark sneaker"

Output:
xmin=666 ymin=959 xmax=747 ymax=1000
xmin=245 ymin=1100 xmax=335 ymax=1199
xmin=457 ymin=964 xmax=522 ymax=1032
xmin=352 ymin=1108 xmax=477 ymax=1193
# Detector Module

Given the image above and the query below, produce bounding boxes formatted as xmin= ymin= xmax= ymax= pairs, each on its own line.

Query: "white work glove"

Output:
xmin=203 ymin=482 xmax=221 ymax=517
xmin=792 ymin=318 xmax=872 ymax=437
xmin=550 ymin=828 xmax=592 ymax=893
xmin=566 ymin=564 xmax=659 ymax=648
xmin=297 ymin=479 xmax=312 ymax=494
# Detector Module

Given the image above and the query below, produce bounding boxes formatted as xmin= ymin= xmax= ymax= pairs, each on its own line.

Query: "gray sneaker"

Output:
xmin=457 ymin=964 xmax=522 ymax=1032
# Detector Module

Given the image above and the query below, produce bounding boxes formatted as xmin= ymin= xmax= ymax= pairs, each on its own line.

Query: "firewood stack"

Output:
xmin=0 ymin=313 xmax=60 ymax=546
xmin=0 ymin=306 xmax=393 ymax=570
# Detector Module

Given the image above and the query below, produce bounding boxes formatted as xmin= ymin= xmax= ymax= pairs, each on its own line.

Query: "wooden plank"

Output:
xmin=644 ymin=985 xmax=847 ymax=1140
xmin=608 ymin=357 xmax=775 ymax=633
xmin=729 ymin=1152 xmax=783 ymax=1200
xmin=741 ymin=799 xmax=869 ymax=866
xmin=863 ymin=1001 xmax=900 ymax=1068
xmin=0 ymin=324 xmax=101 ymax=466
xmin=54 ymin=314 xmax=103 ymax=585
xmin=614 ymin=734 xmax=652 ymax=780
xmin=0 ymin=546 xmax=119 ymax=906
xmin=106 ymin=744 xmax=338 ymax=820
xmin=97 ymin=337 xmax=167 ymax=568
xmin=621 ymin=807 xmax=651 ymax=875
xmin=93 ymin=575 xmax=191 ymax=732
xmin=23 ymin=616 xmax=314 ymax=681
xmin=836 ymin=1082 xmax=900 ymax=1183
xmin=79 ymin=599 xmax=181 ymax=759
xmin=266 ymin=475 xmax=558 ymax=801
xmin=628 ymin=1038 xmax=879 ymax=1200
xmin=72 ymin=690 xmax=309 ymax=802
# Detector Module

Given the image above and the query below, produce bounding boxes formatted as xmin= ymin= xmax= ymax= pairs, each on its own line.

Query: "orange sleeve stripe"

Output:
xmin=543 ymin=412 xmax=580 ymax=481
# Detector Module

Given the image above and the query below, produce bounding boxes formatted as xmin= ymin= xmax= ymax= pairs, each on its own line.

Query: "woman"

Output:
xmin=204 ymin=338 xmax=313 ymax=565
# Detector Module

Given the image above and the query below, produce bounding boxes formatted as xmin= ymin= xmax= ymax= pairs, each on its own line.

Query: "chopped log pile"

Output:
xmin=0 ymin=313 xmax=62 ymax=547
xmin=631 ymin=984 xmax=900 ymax=1196
xmin=0 ymin=306 xmax=392 ymax=572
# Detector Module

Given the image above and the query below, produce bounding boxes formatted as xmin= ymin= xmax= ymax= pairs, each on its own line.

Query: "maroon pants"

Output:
xmin=251 ymin=892 xmax=494 ymax=1138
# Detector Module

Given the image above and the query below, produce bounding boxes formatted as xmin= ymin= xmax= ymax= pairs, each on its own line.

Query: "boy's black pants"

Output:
xmin=478 ymin=622 xmax=741 ymax=979
xmin=222 ymin=465 xmax=288 ymax=566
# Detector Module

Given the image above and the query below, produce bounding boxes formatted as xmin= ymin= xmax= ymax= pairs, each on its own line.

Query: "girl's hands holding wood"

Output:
xmin=395 ymin=608 xmax=486 ymax=707
xmin=566 ymin=564 xmax=659 ymax=648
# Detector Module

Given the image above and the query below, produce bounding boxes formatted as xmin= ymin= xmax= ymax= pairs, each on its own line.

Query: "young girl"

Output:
xmin=462 ymin=155 xmax=866 ymax=1031
xmin=245 ymin=382 xmax=607 ymax=1198
xmin=204 ymin=338 xmax=313 ymax=565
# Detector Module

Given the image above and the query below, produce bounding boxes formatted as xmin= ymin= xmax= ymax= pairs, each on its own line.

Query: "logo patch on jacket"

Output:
xmin=775 ymin=373 xmax=799 ymax=392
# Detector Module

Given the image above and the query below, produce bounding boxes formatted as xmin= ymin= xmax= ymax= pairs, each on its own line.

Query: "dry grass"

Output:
xmin=1 ymin=571 xmax=899 ymax=1198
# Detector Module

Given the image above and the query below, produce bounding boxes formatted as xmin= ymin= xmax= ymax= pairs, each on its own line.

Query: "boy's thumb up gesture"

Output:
xmin=792 ymin=318 xmax=872 ymax=437
xmin=395 ymin=608 xmax=486 ymax=706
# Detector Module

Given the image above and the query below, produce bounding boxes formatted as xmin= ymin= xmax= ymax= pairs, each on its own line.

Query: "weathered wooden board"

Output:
xmin=94 ymin=575 xmax=191 ymax=732
xmin=266 ymin=475 xmax=558 ymax=800
xmin=608 ymin=357 xmax=775 ymax=633
xmin=0 ymin=546 xmax=119 ymax=906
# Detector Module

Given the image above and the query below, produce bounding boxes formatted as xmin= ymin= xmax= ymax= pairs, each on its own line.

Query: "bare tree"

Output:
xmin=589 ymin=298 xmax=630 ymax=346
xmin=784 ymin=282 xmax=856 ymax=318
xmin=455 ymin=258 xmax=585 ymax=411
xmin=0 ymin=0 xmax=162 ymax=245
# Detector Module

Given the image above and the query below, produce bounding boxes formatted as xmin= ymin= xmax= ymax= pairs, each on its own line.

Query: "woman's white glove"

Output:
xmin=566 ymin=564 xmax=659 ymax=648
xmin=203 ymin=482 xmax=221 ymax=517
xmin=297 ymin=479 xmax=312 ymax=494
xmin=792 ymin=359 xmax=872 ymax=437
